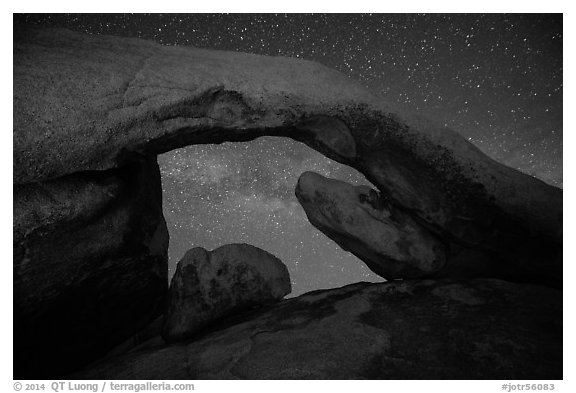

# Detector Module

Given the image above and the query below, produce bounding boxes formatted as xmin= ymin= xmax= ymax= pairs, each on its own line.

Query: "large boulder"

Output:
xmin=296 ymin=171 xmax=446 ymax=279
xmin=296 ymin=171 xmax=560 ymax=286
xmin=13 ymin=158 xmax=168 ymax=378
xmin=163 ymin=244 xmax=291 ymax=342
xmin=73 ymin=279 xmax=562 ymax=380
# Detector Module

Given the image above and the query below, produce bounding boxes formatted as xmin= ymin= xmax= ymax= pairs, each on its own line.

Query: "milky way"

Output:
xmin=15 ymin=13 xmax=563 ymax=295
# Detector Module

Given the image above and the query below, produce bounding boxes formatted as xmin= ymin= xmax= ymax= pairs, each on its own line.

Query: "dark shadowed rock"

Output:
xmin=13 ymin=158 xmax=168 ymax=378
xmin=163 ymin=244 xmax=291 ymax=342
xmin=73 ymin=279 xmax=562 ymax=380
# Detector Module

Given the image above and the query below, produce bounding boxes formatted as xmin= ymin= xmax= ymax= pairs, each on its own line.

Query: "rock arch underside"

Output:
xmin=13 ymin=25 xmax=563 ymax=379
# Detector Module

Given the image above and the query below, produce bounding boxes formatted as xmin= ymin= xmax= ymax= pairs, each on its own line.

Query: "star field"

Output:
xmin=160 ymin=137 xmax=379 ymax=295
xmin=15 ymin=13 xmax=563 ymax=295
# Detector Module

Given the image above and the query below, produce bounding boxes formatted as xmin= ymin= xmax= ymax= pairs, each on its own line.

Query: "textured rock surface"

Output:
xmin=163 ymin=244 xmax=291 ymax=342
xmin=296 ymin=171 xmax=446 ymax=279
xmin=14 ymin=25 xmax=561 ymax=288
xmin=13 ymin=24 xmax=563 ymax=378
xmin=296 ymin=171 xmax=560 ymax=285
xmin=74 ymin=279 xmax=562 ymax=380
xmin=13 ymin=158 xmax=168 ymax=378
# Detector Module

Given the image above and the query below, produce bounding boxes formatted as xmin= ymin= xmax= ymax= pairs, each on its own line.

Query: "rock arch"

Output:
xmin=13 ymin=25 xmax=562 ymax=378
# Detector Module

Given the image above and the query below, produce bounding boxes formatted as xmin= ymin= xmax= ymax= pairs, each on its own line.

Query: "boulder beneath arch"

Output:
xmin=163 ymin=244 xmax=291 ymax=343
xmin=13 ymin=24 xmax=562 ymax=378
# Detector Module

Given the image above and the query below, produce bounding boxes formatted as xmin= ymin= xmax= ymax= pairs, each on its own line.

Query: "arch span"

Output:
xmin=158 ymin=137 xmax=383 ymax=297
xmin=13 ymin=25 xmax=562 ymax=378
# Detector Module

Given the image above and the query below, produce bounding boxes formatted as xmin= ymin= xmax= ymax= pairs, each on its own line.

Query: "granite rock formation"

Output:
xmin=13 ymin=158 xmax=168 ymax=379
xmin=15 ymin=24 xmax=562 ymax=287
xmin=163 ymin=244 xmax=291 ymax=342
xmin=73 ymin=279 xmax=562 ymax=380
xmin=13 ymin=24 xmax=562 ymax=378
xmin=296 ymin=171 xmax=447 ymax=279
xmin=296 ymin=170 xmax=561 ymax=285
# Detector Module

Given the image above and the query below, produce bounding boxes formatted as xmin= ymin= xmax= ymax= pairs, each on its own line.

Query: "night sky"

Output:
xmin=15 ymin=14 xmax=563 ymax=296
